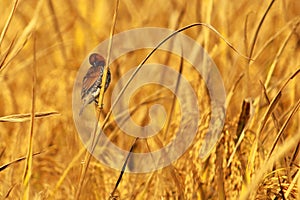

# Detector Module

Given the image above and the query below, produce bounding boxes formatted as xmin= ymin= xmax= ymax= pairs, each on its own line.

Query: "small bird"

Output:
xmin=79 ymin=53 xmax=111 ymax=116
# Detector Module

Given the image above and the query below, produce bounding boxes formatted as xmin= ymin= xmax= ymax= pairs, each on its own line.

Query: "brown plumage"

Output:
xmin=79 ymin=53 xmax=111 ymax=115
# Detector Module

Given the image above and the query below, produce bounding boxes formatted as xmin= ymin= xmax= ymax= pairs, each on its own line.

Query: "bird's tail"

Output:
xmin=79 ymin=106 xmax=84 ymax=116
xmin=79 ymin=95 xmax=95 ymax=116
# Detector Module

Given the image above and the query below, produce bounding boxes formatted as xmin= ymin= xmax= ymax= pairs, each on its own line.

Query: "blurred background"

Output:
xmin=0 ymin=0 xmax=299 ymax=199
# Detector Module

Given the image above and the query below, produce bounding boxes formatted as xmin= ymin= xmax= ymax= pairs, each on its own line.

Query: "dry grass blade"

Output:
xmin=241 ymin=131 xmax=300 ymax=200
xmin=277 ymin=175 xmax=286 ymax=200
xmin=285 ymin=168 xmax=300 ymax=199
xmin=225 ymin=73 xmax=244 ymax=109
xmin=163 ymin=49 xmax=184 ymax=139
xmin=75 ymin=0 xmax=120 ymax=199
xmin=267 ymin=99 xmax=300 ymax=160
xmin=202 ymin=0 xmax=213 ymax=52
xmin=4 ymin=184 xmax=16 ymax=198
xmin=227 ymin=98 xmax=253 ymax=167
xmin=236 ymin=99 xmax=252 ymax=141
xmin=298 ymin=176 xmax=300 ymax=200
xmin=103 ymin=22 xmax=250 ymax=148
xmin=216 ymin=141 xmax=226 ymax=200
xmin=264 ymin=21 xmax=300 ymax=88
xmin=257 ymin=86 xmax=281 ymax=136
xmin=199 ymin=114 xmax=225 ymax=160
xmin=260 ymin=80 xmax=280 ymax=132
xmin=250 ymin=69 xmax=299 ymax=157
xmin=0 ymin=0 xmax=45 ymax=73
xmin=247 ymin=73 xmax=284 ymax=186
xmin=134 ymin=173 xmax=155 ymax=199
xmin=248 ymin=0 xmax=276 ymax=60
xmin=243 ymin=12 xmax=254 ymax=55
xmin=0 ymin=34 xmax=17 ymax=69
xmin=0 ymin=148 xmax=5 ymax=159
xmin=261 ymin=68 xmax=300 ymax=145
xmin=280 ymin=69 xmax=300 ymax=90
xmin=0 ymin=111 xmax=60 ymax=122
xmin=98 ymin=0 xmax=120 ymax=108
xmin=0 ymin=0 xmax=299 ymax=199
xmin=290 ymin=143 xmax=300 ymax=167
xmin=244 ymin=69 xmax=300 ymax=199
xmin=152 ymin=52 xmax=185 ymax=198
xmin=253 ymin=17 xmax=300 ymax=61
xmin=95 ymin=22 xmax=242 ymax=163
xmin=227 ymin=128 xmax=246 ymax=168
xmin=0 ymin=152 xmax=42 ymax=172
xmin=109 ymin=22 xmax=250 ymax=121
xmin=22 ymin=33 xmax=37 ymax=200
xmin=245 ymin=0 xmax=276 ymax=94
xmin=106 ymin=50 xmax=186 ymax=199
xmin=49 ymin=147 xmax=87 ymax=198
xmin=47 ymin=0 xmax=67 ymax=59
xmin=109 ymin=137 xmax=138 ymax=199
xmin=68 ymin=92 xmax=167 ymax=198
xmin=151 ymin=135 xmax=184 ymax=197
xmin=0 ymin=0 xmax=18 ymax=47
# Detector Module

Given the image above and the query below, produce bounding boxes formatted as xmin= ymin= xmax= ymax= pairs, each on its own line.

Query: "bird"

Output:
xmin=79 ymin=53 xmax=111 ymax=116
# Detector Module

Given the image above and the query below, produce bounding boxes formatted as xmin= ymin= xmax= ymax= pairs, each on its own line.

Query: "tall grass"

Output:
xmin=0 ymin=0 xmax=299 ymax=199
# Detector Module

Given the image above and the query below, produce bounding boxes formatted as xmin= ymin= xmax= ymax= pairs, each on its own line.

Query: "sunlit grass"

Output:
xmin=0 ymin=0 xmax=299 ymax=199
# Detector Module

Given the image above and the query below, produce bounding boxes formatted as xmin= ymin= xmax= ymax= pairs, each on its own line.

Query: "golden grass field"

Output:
xmin=0 ymin=0 xmax=299 ymax=199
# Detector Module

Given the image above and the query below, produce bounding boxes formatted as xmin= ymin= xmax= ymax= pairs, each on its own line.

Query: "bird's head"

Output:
xmin=89 ymin=53 xmax=106 ymax=67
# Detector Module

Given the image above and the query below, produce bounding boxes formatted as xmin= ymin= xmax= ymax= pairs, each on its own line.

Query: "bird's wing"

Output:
xmin=81 ymin=66 xmax=102 ymax=99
